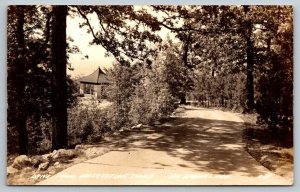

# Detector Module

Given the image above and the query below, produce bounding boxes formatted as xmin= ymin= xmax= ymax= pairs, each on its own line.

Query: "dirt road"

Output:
xmin=37 ymin=106 xmax=292 ymax=185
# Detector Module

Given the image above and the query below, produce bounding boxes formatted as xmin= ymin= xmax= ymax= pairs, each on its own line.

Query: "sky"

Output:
xmin=67 ymin=6 xmax=175 ymax=78
xmin=66 ymin=13 xmax=115 ymax=78
xmin=66 ymin=6 xmax=173 ymax=78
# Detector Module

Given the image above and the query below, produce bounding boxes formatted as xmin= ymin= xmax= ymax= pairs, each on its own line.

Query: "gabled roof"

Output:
xmin=78 ymin=67 xmax=110 ymax=84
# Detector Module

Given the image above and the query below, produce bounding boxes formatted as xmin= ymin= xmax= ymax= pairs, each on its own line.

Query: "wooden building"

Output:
xmin=78 ymin=67 xmax=109 ymax=99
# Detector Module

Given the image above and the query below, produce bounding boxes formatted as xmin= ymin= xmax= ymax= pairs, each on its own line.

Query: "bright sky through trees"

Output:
xmin=66 ymin=14 xmax=115 ymax=78
xmin=66 ymin=6 xmax=173 ymax=78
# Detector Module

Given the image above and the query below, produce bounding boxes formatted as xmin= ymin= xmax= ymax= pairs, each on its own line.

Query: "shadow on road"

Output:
xmin=98 ymin=116 xmax=269 ymax=177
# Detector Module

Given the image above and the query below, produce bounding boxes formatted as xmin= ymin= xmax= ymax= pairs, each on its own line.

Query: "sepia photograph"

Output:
xmin=7 ymin=5 xmax=293 ymax=185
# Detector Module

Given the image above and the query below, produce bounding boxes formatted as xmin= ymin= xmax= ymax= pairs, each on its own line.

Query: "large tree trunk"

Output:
xmin=51 ymin=6 xmax=68 ymax=150
xmin=246 ymin=37 xmax=255 ymax=111
xmin=179 ymin=32 xmax=192 ymax=105
xmin=244 ymin=6 xmax=255 ymax=112
xmin=14 ymin=6 xmax=28 ymax=154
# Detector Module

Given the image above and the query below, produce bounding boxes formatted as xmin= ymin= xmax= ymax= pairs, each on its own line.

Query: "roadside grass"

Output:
xmin=241 ymin=113 xmax=293 ymax=179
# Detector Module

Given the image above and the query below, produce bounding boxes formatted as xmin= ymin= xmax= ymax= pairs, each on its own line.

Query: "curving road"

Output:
xmin=37 ymin=106 xmax=292 ymax=185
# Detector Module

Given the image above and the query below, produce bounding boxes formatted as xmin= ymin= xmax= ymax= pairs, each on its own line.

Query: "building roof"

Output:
xmin=78 ymin=67 xmax=110 ymax=84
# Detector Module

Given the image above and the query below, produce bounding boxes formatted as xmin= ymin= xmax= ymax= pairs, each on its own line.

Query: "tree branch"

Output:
xmin=43 ymin=11 xmax=53 ymax=47
xmin=76 ymin=6 xmax=99 ymax=42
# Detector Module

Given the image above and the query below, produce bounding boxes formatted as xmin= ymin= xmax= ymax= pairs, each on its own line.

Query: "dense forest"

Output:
xmin=7 ymin=5 xmax=293 ymax=155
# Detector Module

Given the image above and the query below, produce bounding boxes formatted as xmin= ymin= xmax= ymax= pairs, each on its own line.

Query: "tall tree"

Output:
xmin=8 ymin=5 xmax=79 ymax=154
xmin=253 ymin=6 xmax=293 ymax=132
xmin=50 ymin=5 xmax=162 ymax=149
xmin=243 ymin=5 xmax=255 ymax=111
xmin=159 ymin=38 xmax=194 ymax=104
xmin=10 ymin=6 xmax=28 ymax=154
xmin=51 ymin=5 xmax=68 ymax=150
xmin=150 ymin=6 xmax=224 ymax=103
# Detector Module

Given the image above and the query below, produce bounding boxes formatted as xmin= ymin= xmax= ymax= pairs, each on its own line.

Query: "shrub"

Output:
xmin=105 ymin=63 xmax=135 ymax=130
xmin=68 ymin=105 xmax=110 ymax=146
xmin=104 ymin=61 xmax=177 ymax=129
xmin=129 ymin=64 xmax=176 ymax=125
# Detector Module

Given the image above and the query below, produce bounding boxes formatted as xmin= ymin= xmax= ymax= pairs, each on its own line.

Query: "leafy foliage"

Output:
xmin=106 ymin=62 xmax=176 ymax=128
xmin=105 ymin=63 xmax=136 ymax=129
xmin=191 ymin=70 xmax=247 ymax=111
xmin=153 ymin=5 xmax=292 ymax=133
xmin=74 ymin=6 xmax=162 ymax=66
xmin=7 ymin=5 xmax=79 ymax=154
xmin=7 ymin=5 xmax=293 ymax=155
xmin=68 ymin=105 xmax=110 ymax=146
xmin=255 ymin=6 xmax=293 ymax=131
xmin=129 ymin=62 xmax=177 ymax=125
xmin=160 ymin=39 xmax=194 ymax=103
